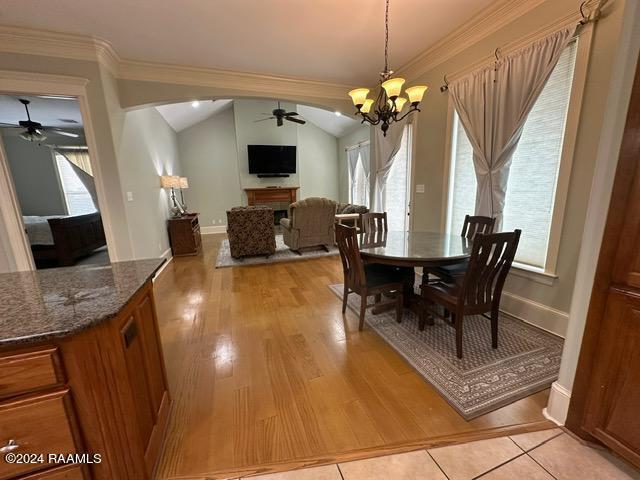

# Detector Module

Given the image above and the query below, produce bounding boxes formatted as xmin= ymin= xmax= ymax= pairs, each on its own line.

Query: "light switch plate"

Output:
xmin=416 ymin=184 xmax=425 ymax=193
xmin=126 ymin=191 xmax=134 ymax=201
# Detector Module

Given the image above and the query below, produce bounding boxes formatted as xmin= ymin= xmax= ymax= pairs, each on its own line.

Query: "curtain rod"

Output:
xmin=345 ymin=140 xmax=370 ymax=152
xmin=439 ymin=0 xmax=601 ymax=93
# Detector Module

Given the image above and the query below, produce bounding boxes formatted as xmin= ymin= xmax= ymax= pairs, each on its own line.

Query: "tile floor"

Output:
xmin=243 ymin=429 xmax=640 ymax=480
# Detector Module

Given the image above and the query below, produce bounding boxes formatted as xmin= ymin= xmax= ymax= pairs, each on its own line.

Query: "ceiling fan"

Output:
xmin=255 ymin=102 xmax=306 ymax=127
xmin=0 ymin=98 xmax=80 ymax=143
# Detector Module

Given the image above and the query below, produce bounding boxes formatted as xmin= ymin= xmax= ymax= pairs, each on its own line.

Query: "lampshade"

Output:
xmin=160 ymin=175 xmax=181 ymax=189
xmin=381 ymin=77 xmax=405 ymax=98
xmin=405 ymin=85 xmax=428 ymax=104
xmin=179 ymin=177 xmax=189 ymax=189
xmin=360 ymin=98 xmax=374 ymax=114
xmin=348 ymin=88 xmax=370 ymax=107
xmin=388 ymin=96 xmax=407 ymax=112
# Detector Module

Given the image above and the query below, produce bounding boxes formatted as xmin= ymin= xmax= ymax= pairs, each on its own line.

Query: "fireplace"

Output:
xmin=244 ymin=187 xmax=299 ymax=226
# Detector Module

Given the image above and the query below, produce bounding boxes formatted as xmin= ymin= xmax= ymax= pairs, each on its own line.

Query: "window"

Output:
xmin=348 ymin=144 xmax=370 ymax=207
xmin=447 ymin=42 xmax=578 ymax=269
xmin=55 ymin=153 xmax=97 ymax=215
xmin=385 ymin=124 xmax=412 ymax=231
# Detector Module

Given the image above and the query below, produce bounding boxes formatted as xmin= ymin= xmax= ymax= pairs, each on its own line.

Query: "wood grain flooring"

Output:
xmin=153 ymin=234 xmax=552 ymax=479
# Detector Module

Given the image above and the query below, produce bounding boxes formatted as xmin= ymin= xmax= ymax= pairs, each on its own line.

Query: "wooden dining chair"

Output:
xmin=420 ymin=230 xmax=521 ymax=358
xmin=360 ymin=212 xmax=388 ymax=234
xmin=426 ymin=214 xmax=496 ymax=282
xmin=335 ymin=224 xmax=404 ymax=331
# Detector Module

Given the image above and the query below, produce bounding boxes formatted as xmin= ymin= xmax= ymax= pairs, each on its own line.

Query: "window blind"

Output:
xmin=55 ymin=154 xmax=97 ymax=215
xmin=448 ymin=41 xmax=578 ymax=268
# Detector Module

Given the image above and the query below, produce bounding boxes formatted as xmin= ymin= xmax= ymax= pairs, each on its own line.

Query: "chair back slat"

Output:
xmin=336 ymin=224 xmax=366 ymax=290
xmin=360 ymin=212 xmax=388 ymax=234
xmin=460 ymin=230 xmax=521 ymax=308
xmin=461 ymin=215 xmax=496 ymax=240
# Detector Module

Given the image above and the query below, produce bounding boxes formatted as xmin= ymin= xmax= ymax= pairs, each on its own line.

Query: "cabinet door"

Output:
xmin=120 ymin=290 xmax=170 ymax=477
xmin=584 ymin=289 xmax=640 ymax=466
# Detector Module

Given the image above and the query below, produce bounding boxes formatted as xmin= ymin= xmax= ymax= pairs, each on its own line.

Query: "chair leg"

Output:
xmin=374 ymin=293 xmax=382 ymax=304
xmin=454 ymin=312 xmax=463 ymax=359
xmin=395 ymin=290 xmax=403 ymax=323
xmin=342 ymin=284 xmax=349 ymax=313
xmin=491 ymin=304 xmax=499 ymax=349
xmin=358 ymin=294 xmax=367 ymax=331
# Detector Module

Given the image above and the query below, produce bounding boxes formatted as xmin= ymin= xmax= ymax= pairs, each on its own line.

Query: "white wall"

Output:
xmin=178 ymin=106 xmax=242 ymax=230
xmin=117 ymin=107 xmax=181 ymax=258
xmin=298 ymin=120 xmax=339 ymax=200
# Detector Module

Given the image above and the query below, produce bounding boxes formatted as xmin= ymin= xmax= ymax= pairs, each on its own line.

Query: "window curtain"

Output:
xmin=55 ymin=149 xmax=99 ymax=211
xmin=359 ymin=144 xmax=371 ymax=206
xmin=372 ymin=117 xmax=414 ymax=211
xmin=347 ymin=147 xmax=360 ymax=203
xmin=347 ymin=144 xmax=371 ymax=207
xmin=448 ymin=27 xmax=573 ymax=228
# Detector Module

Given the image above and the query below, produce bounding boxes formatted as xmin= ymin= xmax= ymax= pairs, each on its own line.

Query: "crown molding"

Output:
xmin=396 ymin=0 xmax=549 ymax=81
xmin=0 ymin=25 xmax=354 ymax=100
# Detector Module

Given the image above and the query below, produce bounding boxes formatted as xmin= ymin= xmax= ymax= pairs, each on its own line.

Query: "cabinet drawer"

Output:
xmin=0 ymin=348 xmax=64 ymax=400
xmin=17 ymin=464 xmax=86 ymax=479
xmin=0 ymin=390 xmax=79 ymax=480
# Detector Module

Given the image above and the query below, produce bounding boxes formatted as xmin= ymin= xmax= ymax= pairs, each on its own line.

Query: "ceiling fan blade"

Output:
xmin=51 ymin=129 xmax=80 ymax=138
xmin=283 ymin=112 xmax=299 ymax=116
xmin=254 ymin=117 xmax=275 ymax=123
xmin=285 ymin=117 xmax=306 ymax=125
xmin=0 ymin=123 xmax=20 ymax=127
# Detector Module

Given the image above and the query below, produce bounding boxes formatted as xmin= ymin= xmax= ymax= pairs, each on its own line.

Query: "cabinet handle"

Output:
xmin=0 ymin=439 xmax=19 ymax=453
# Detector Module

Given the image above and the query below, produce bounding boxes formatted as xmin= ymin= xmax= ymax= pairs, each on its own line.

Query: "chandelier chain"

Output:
xmin=384 ymin=0 xmax=389 ymax=73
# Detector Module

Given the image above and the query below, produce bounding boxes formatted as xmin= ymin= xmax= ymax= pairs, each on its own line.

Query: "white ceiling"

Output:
xmin=156 ymin=99 xmax=233 ymax=132
xmin=0 ymin=95 xmax=83 ymax=128
xmin=1 ymin=0 xmax=497 ymax=84
xmin=296 ymin=105 xmax=360 ymax=137
xmin=155 ymin=100 xmax=360 ymax=137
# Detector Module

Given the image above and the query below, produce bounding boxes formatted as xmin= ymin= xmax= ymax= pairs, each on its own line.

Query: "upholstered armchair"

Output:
xmin=280 ymin=197 xmax=337 ymax=253
xmin=226 ymin=206 xmax=276 ymax=258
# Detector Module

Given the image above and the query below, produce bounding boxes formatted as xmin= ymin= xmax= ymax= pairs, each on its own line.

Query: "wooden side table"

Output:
xmin=168 ymin=213 xmax=202 ymax=256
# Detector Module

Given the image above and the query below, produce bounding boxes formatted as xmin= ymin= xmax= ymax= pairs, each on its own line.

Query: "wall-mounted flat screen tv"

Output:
xmin=248 ymin=145 xmax=296 ymax=174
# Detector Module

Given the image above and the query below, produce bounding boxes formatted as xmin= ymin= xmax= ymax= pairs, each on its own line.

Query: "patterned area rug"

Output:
xmin=328 ymin=284 xmax=563 ymax=420
xmin=215 ymin=234 xmax=338 ymax=268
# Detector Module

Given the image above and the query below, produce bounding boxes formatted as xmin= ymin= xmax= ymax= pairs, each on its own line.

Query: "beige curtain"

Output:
xmin=449 ymin=27 xmax=573 ymax=228
xmin=58 ymin=148 xmax=93 ymax=176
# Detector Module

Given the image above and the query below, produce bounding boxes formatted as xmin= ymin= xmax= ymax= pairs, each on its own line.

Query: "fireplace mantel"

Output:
xmin=244 ymin=187 xmax=299 ymax=206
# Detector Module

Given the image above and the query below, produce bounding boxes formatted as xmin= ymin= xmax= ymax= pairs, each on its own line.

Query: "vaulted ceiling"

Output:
xmin=1 ymin=0 xmax=497 ymax=84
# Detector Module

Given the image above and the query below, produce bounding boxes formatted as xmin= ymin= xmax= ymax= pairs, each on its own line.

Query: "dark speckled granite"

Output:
xmin=0 ymin=258 xmax=165 ymax=346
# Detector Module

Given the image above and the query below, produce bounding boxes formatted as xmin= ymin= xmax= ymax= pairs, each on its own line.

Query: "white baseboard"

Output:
xmin=153 ymin=248 xmax=173 ymax=282
xmin=543 ymin=381 xmax=572 ymax=426
xmin=500 ymin=291 xmax=568 ymax=338
xmin=201 ymin=225 xmax=227 ymax=235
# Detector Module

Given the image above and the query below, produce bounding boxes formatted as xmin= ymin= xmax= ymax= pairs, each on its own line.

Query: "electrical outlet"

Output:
xmin=212 ymin=219 xmax=216 ymax=225
xmin=218 ymin=219 xmax=223 ymax=224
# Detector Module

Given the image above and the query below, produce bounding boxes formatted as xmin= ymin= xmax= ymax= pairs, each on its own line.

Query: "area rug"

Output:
xmin=328 ymin=284 xmax=563 ymax=420
xmin=215 ymin=234 xmax=339 ymax=268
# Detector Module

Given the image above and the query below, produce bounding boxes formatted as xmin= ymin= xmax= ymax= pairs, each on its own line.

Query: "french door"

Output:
xmin=385 ymin=124 xmax=413 ymax=231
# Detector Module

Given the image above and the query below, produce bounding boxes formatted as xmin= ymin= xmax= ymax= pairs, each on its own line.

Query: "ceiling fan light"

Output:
xmin=19 ymin=130 xmax=47 ymax=142
xmin=360 ymin=99 xmax=374 ymax=114
xmin=405 ymin=85 xmax=428 ymax=104
xmin=348 ymin=88 xmax=369 ymax=107
xmin=381 ymin=78 xmax=405 ymax=99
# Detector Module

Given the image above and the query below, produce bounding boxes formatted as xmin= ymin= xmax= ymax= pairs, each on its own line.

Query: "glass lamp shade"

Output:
xmin=160 ymin=175 xmax=181 ymax=189
xmin=405 ymin=85 xmax=428 ymax=104
xmin=389 ymin=96 xmax=407 ymax=112
xmin=381 ymin=77 xmax=405 ymax=98
xmin=179 ymin=177 xmax=189 ymax=189
xmin=360 ymin=98 xmax=374 ymax=114
xmin=348 ymin=88 xmax=370 ymax=107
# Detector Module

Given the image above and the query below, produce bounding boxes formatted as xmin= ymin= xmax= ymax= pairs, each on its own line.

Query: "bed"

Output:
xmin=23 ymin=212 xmax=107 ymax=267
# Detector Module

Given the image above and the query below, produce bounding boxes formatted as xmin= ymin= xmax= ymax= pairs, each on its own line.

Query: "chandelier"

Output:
xmin=348 ymin=0 xmax=428 ymax=136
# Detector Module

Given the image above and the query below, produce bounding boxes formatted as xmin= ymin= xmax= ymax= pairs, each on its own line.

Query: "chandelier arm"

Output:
xmin=395 ymin=106 xmax=421 ymax=122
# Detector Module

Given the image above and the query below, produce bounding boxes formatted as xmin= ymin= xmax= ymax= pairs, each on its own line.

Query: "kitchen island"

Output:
xmin=0 ymin=259 xmax=170 ymax=480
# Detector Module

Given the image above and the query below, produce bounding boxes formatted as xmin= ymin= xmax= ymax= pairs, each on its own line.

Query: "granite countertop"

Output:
xmin=0 ymin=258 xmax=166 ymax=347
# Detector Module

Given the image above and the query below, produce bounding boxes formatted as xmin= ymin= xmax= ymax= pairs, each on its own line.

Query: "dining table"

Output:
xmin=358 ymin=230 xmax=473 ymax=317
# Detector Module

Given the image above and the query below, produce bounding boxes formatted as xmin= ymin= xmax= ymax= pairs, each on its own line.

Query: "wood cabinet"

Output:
xmin=0 ymin=281 xmax=170 ymax=480
xmin=168 ymin=213 xmax=201 ymax=256
xmin=567 ymin=52 xmax=640 ymax=468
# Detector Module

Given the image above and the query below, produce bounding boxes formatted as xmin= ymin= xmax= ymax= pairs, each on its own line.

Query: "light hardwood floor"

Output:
xmin=154 ymin=234 xmax=552 ymax=480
